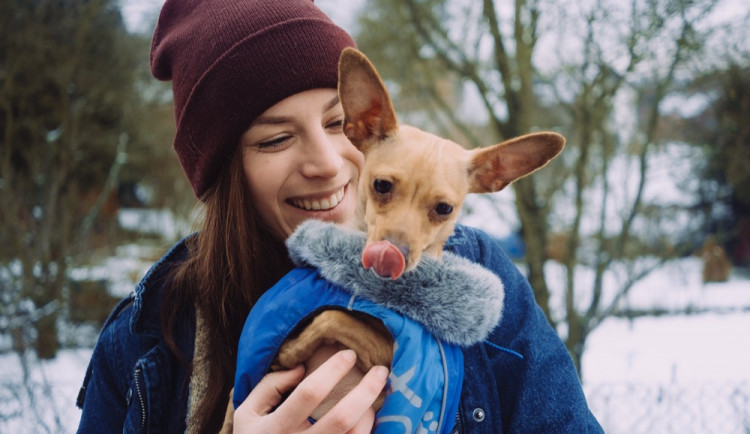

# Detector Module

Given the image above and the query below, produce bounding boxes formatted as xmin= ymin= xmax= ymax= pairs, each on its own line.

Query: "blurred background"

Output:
xmin=1 ymin=0 xmax=749 ymax=432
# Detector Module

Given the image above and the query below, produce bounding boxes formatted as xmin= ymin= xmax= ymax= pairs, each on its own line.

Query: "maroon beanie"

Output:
xmin=150 ymin=0 xmax=355 ymax=198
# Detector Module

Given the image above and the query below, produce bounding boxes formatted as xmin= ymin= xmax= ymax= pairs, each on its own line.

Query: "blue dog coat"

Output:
xmin=233 ymin=221 xmax=505 ymax=433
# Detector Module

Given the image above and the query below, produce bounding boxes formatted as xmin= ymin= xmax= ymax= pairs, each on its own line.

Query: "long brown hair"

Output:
xmin=161 ymin=149 xmax=293 ymax=432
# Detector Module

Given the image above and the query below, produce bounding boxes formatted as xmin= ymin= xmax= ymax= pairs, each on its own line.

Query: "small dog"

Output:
xmin=339 ymin=48 xmax=564 ymax=280
xmin=237 ymin=48 xmax=565 ymax=424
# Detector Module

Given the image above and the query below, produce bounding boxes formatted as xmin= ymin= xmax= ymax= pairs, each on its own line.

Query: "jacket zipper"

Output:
xmin=453 ymin=402 xmax=464 ymax=433
xmin=133 ymin=367 xmax=146 ymax=431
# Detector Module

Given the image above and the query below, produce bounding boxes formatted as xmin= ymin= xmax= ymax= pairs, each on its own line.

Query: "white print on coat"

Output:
xmin=389 ymin=366 xmax=423 ymax=408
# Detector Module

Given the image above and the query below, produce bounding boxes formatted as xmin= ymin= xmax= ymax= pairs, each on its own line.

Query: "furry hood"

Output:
xmin=286 ymin=220 xmax=505 ymax=346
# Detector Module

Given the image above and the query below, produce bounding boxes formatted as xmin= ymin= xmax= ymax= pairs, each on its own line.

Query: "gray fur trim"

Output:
xmin=286 ymin=220 xmax=504 ymax=346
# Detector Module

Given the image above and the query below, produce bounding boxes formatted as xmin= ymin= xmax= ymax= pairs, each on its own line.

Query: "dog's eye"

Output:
xmin=373 ymin=179 xmax=392 ymax=194
xmin=435 ymin=203 xmax=453 ymax=215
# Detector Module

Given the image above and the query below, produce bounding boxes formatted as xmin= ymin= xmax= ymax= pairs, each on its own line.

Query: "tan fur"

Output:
xmin=274 ymin=311 xmax=392 ymax=419
xmin=226 ymin=48 xmax=565 ymax=425
xmin=276 ymin=310 xmax=393 ymax=374
xmin=300 ymin=343 xmax=370 ymax=420
xmin=339 ymin=47 xmax=565 ymax=272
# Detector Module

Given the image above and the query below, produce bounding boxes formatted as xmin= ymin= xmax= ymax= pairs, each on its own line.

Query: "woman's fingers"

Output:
xmin=235 ymin=364 xmax=305 ymax=419
xmin=274 ymin=349 xmax=360 ymax=420
xmin=313 ymin=364 xmax=389 ymax=434
xmin=346 ymin=406 xmax=376 ymax=434
xmin=234 ymin=349 xmax=389 ymax=433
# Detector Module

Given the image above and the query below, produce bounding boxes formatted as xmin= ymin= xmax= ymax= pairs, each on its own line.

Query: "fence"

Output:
xmin=1 ymin=358 xmax=749 ymax=434
xmin=586 ymin=381 xmax=750 ymax=433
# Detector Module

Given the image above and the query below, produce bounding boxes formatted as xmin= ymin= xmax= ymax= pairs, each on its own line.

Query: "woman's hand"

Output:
xmin=233 ymin=349 xmax=389 ymax=433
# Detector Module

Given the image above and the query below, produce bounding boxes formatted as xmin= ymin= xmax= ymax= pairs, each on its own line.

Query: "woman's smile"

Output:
xmin=289 ymin=185 xmax=346 ymax=211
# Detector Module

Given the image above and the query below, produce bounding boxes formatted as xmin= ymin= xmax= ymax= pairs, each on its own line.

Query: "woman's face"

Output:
xmin=240 ymin=88 xmax=364 ymax=240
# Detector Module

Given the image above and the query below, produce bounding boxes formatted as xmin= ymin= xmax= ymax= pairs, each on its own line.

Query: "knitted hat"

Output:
xmin=150 ymin=0 xmax=355 ymax=198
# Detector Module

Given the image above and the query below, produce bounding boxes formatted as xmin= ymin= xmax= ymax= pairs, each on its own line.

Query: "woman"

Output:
xmin=76 ymin=0 xmax=603 ymax=432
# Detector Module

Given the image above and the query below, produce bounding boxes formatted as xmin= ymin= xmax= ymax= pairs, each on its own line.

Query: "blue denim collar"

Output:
xmin=444 ymin=224 xmax=470 ymax=251
xmin=130 ymin=235 xmax=194 ymax=336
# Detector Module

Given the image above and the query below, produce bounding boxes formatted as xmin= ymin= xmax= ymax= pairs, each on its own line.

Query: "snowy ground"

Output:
xmin=579 ymin=260 xmax=750 ymax=433
xmin=0 ymin=348 xmax=92 ymax=433
xmin=583 ymin=313 xmax=750 ymax=433
xmin=1 ymin=256 xmax=748 ymax=433
xmin=581 ymin=257 xmax=750 ymax=384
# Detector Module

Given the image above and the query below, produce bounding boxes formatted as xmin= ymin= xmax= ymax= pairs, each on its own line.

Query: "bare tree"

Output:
xmin=0 ymin=0 xmax=141 ymax=358
xmin=356 ymin=0 xmax=726 ymax=373
xmin=548 ymin=0 xmax=722 ymax=370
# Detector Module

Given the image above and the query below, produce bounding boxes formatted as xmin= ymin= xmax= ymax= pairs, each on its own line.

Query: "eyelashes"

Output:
xmin=256 ymin=135 xmax=290 ymax=149
xmin=254 ymin=118 xmax=345 ymax=150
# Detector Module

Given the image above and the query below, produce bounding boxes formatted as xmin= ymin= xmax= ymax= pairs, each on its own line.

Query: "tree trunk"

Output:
xmin=36 ymin=313 xmax=59 ymax=359
xmin=564 ymin=312 xmax=587 ymax=377
xmin=514 ymin=177 xmax=552 ymax=324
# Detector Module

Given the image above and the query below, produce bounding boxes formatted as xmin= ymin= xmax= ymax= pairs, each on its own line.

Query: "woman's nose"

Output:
xmin=300 ymin=130 xmax=344 ymax=178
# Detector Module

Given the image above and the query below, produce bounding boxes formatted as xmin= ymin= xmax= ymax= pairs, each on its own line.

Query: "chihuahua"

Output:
xmin=239 ymin=48 xmax=564 ymax=424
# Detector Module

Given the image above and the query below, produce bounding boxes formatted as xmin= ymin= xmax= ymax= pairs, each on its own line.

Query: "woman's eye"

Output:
xmin=326 ymin=118 xmax=344 ymax=131
xmin=256 ymin=135 xmax=290 ymax=149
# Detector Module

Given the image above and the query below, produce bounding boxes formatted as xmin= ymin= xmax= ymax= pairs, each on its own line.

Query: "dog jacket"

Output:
xmin=234 ymin=220 xmax=505 ymax=434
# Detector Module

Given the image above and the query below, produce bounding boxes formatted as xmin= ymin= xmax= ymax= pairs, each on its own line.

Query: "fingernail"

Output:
xmin=373 ymin=365 xmax=389 ymax=381
xmin=341 ymin=349 xmax=356 ymax=362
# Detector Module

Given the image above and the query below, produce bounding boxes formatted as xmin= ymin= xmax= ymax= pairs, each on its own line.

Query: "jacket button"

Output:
xmin=473 ymin=407 xmax=485 ymax=422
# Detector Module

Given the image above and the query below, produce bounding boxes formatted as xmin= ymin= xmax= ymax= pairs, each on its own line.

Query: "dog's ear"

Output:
xmin=468 ymin=132 xmax=565 ymax=193
xmin=338 ymin=47 xmax=398 ymax=153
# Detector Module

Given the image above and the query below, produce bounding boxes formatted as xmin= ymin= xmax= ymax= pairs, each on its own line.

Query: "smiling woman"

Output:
xmin=77 ymin=0 xmax=603 ymax=433
xmin=76 ymin=1 xmax=385 ymax=432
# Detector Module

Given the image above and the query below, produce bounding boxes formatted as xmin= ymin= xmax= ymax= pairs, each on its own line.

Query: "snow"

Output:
xmin=2 ymin=253 xmax=748 ymax=433
xmin=583 ymin=310 xmax=750 ymax=433
xmin=579 ymin=261 xmax=750 ymax=433
xmin=117 ymin=208 xmax=187 ymax=243
xmin=0 ymin=349 xmax=93 ymax=433
xmin=3 ymin=0 xmax=741 ymax=431
xmin=68 ymin=241 xmax=164 ymax=298
xmin=581 ymin=258 xmax=750 ymax=385
xmin=584 ymin=312 xmax=750 ymax=383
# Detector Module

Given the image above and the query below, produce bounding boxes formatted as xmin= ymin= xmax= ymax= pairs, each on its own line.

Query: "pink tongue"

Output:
xmin=361 ymin=240 xmax=406 ymax=280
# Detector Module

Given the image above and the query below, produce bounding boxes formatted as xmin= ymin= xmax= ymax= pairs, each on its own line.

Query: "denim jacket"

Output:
xmin=76 ymin=225 xmax=603 ymax=433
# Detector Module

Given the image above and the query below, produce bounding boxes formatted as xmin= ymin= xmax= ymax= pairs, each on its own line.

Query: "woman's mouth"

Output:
xmin=290 ymin=187 xmax=345 ymax=211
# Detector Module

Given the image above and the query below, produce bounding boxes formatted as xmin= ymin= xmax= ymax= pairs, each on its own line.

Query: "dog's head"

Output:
xmin=338 ymin=47 xmax=564 ymax=279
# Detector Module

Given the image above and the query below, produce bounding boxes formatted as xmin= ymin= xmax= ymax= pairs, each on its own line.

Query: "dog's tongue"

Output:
xmin=361 ymin=240 xmax=406 ymax=280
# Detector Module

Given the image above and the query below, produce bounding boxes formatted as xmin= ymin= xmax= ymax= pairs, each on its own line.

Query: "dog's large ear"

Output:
xmin=338 ymin=47 xmax=398 ymax=153
xmin=468 ymin=132 xmax=565 ymax=193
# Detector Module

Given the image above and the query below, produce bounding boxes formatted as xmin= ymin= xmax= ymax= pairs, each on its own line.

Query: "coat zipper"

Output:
xmin=133 ymin=367 xmax=146 ymax=431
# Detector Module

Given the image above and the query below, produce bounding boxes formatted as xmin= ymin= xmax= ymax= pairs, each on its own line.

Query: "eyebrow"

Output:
xmin=323 ymin=95 xmax=340 ymax=112
xmin=251 ymin=95 xmax=341 ymax=126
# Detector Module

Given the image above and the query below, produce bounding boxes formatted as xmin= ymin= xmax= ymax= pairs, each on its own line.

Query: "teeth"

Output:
xmin=293 ymin=188 xmax=345 ymax=211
